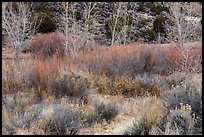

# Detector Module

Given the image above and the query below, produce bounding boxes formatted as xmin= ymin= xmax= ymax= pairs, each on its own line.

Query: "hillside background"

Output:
xmin=2 ymin=2 xmax=202 ymax=47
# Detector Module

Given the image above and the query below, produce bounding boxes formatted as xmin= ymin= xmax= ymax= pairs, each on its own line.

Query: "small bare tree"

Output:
xmin=110 ymin=2 xmax=122 ymax=46
xmin=107 ymin=2 xmax=138 ymax=46
xmin=166 ymin=2 xmax=202 ymax=45
xmin=57 ymin=2 xmax=96 ymax=56
xmin=165 ymin=2 xmax=202 ymax=72
xmin=82 ymin=2 xmax=102 ymax=50
xmin=2 ymin=2 xmax=38 ymax=59
xmin=115 ymin=2 xmax=129 ymax=46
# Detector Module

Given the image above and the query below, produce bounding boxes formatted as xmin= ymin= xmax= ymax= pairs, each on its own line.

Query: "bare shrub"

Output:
xmin=163 ymin=43 xmax=202 ymax=72
xmin=2 ymin=2 xmax=38 ymax=59
xmin=123 ymin=118 xmax=157 ymax=135
xmin=90 ymin=73 xmax=161 ymax=97
xmin=134 ymin=73 xmax=162 ymax=97
xmin=122 ymin=97 xmax=166 ymax=135
xmin=37 ymin=104 xmax=81 ymax=135
xmin=24 ymin=58 xmax=61 ymax=91
xmin=2 ymin=61 xmax=30 ymax=94
xmin=89 ymin=74 xmax=141 ymax=96
xmin=23 ymin=32 xmax=66 ymax=59
xmin=2 ymin=92 xmax=85 ymax=135
xmin=162 ymin=72 xmax=202 ymax=127
xmin=48 ymin=71 xmax=90 ymax=100
xmin=91 ymin=100 xmax=119 ymax=123
xmin=22 ymin=103 xmax=45 ymax=129
xmin=77 ymin=44 xmax=142 ymax=75
xmin=79 ymin=43 xmax=191 ymax=76
xmin=164 ymin=71 xmax=188 ymax=89
xmin=2 ymin=92 xmax=40 ymax=135
xmin=152 ymin=103 xmax=200 ymax=135
xmin=163 ymin=72 xmax=201 ymax=106
xmin=165 ymin=2 xmax=202 ymax=72
xmin=104 ymin=45 xmax=155 ymax=75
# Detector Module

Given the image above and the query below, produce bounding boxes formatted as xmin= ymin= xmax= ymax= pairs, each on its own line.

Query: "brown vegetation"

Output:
xmin=22 ymin=32 xmax=66 ymax=59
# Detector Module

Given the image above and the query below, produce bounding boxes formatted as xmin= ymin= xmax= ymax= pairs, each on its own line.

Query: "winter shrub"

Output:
xmin=152 ymin=103 xmax=200 ymax=135
xmin=163 ymin=72 xmax=202 ymax=115
xmin=123 ymin=117 xmax=163 ymax=135
xmin=90 ymin=73 xmax=162 ymax=97
xmin=18 ymin=103 xmax=81 ymax=135
xmin=90 ymin=74 xmax=143 ymax=96
xmin=184 ymin=73 xmax=202 ymax=116
xmin=123 ymin=97 xmax=166 ymax=135
xmin=134 ymin=73 xmax=161 ymax=97
xmin=2 ymin=92 xmax=42 ymax=135
xmin=165 ymin=71 xmax=188 ymax=89
xmin=91 ymin=100 xmax=119 ymax=123
xmin=24 ymin=58 xmax=62 ymax=91
xmin=38 ymin=104 xmax=81 ymax=135
xmin=163 ymin=44 xmax=202 ymax=72
xmin=2 ymin=61 xmax=31 ymax=94
xmin=162 ymin=72 xmax=202 ymax=132
xmin=2 ymin=91 xmax=85 ymax=135
xmin=23 ymin=32 xmax=65 ymax=59
xmin=48 ymin=71 xmax=90 ymax=100
xmin=147 ymin=74 xmax=169 ymax=91
xmin=80 ymin=43 xmax=178 ymax=76
xmin=23 ymin=103 xmax=45 ymax=129
xmin=2 ymin=63 xmax=21 ymax=94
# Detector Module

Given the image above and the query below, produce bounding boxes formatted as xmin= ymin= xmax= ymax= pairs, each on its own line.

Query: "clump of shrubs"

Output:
xmin=23 ymin=60 xmax=90 ymax=100
xmin=24 ymin=58 xmax=61 ymax=92
xmin=2 ymin=62 xmax=29 ymax=95
xmin=21 ymin=103 xmax=81 ymax=135
xmin=85 ymin=100 xmax=119 ymax=125
xmin=123 ymin=118 xmax=156 ymax=135
xmin=22 ymin=32 xmax=65 ymax=59
xmin=164 ymin=71 xmax=187 ymax=89
xmin=123 ymin=96 xmax=166 ymax=135
xmin=89 ymin=73 xmax=161 ymax=97
xmin=48 ymin=71 xmax=90 ymax=100
xmin=90 ymin=74 xmax=139 ymax=96
xmin=163 ymin=72 xmax=202 ymax=120
xmin=38 ymin=105 xmax=81 ymax=135
xmin=93 ymin=101 xmax=118 ymax=123
xmin=123 ymin=100 xmax=200 ymax=135
xmin=152 ymin=103 xmax=200 ymax=135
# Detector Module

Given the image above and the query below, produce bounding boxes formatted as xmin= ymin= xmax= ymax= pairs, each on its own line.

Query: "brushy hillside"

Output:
xmin=2 ymin=40 xmax=202 ymax=135
xmin=2 ymin=2 xmax=202 ymax=135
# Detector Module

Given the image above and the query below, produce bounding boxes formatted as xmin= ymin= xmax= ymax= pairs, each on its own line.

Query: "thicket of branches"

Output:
xmin=2 ymin=2 xmax=39 ymax=58
xmin=164 ymin=2 xmax=202 ymax=72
